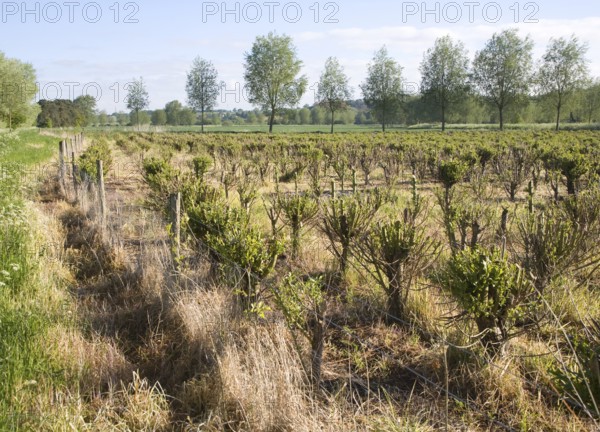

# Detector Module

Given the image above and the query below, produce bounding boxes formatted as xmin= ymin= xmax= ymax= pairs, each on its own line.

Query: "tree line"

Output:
xmin=2 ymin=28 xmax=599 ymax=132
xmin=119 ymin=29 xmax=596 ymax=133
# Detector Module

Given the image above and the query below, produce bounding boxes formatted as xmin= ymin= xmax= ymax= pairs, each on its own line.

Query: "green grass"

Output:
xmin=0 ymin=131 xmax=71 ymax=429
xmin=1 ymin=129 xmax=61 ymax=165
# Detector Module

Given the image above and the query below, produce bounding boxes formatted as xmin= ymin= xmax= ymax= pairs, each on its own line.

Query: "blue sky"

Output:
xmin=2 ymin=0 xmax=599 ymax=112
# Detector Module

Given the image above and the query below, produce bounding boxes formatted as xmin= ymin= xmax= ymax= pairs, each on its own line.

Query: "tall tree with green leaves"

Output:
xmin=125 ymin=77 xmax=149 ymax=129
xmin=186 ymin=57 xmax=220 ymax=133
xmin=164 ymin=100 xmax=183 ymax=125
xmin=581 ymin=78 xmax=600 ymax=123
xmin=471 ymin=29 xmax=533 ymax=130
xmin=420 ymin=35 xmax=470 ymax=131
xmin=536 ymin=35 xmax=589 ymax=131
xmin=244 ymin=32 xmax=307 ymax=133
xmin=0 ymin=52 xmax=38 ymax=130
xmin=151 ymin=109 xmax=167 ymax=126
xmin=360 ymin=46 xmax=404 ymax=132
xmin=317 ymin=57 xmax=352 ymax=133
xmin=73 ymin=95 xmax=97 ymax=127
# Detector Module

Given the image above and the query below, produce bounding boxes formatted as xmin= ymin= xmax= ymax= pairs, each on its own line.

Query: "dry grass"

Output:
xmin=37 ymin=373 xmax=171 ymax=431
xmin=180 ymin=324 xmax=324 ymax=431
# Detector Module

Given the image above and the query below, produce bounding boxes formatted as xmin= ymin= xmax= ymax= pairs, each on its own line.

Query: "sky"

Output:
xmin=1 ymin=0 xmax=600 ymax=112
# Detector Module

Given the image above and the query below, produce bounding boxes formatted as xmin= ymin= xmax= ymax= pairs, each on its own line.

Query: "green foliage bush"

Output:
xmin=207 ymin=221 xmax=284 ymax=307
xmin=279 ymin=187 xmax=319 ymax=259
xmin=191 ymin=154 xmax=212 ymax=179
xmin=78 ymin=140 xmax=113 ymax=181
xmin=142 ymin=157 xmax=177 ymax=192
xmin=441 ymin=247 xmax=533 ymax=352
xmin=320 ymin=189 xmax=385 ymax=278
xmin=437 ymin=159 xmax=468 ymax=190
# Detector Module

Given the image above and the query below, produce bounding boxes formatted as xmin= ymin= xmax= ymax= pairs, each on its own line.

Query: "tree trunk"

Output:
xmin=291 ymin=223 xmax=301 ymax=260
xmin=499 ymin=107 xmax=504 ymax=131
xmin=340 ymin=243 xmax=349 ymax=277
xmin=386 ymin=275 xmax=404 ymax=320
xmin=382 ymin=109 xmax=386 ymax=132
xmin=310 ymin=313 xmax=325 ymax=385
xmin=567 ymin=177 xmax=576 ymax=195
xmin=441 ymin=103 xmax=446 ymax=132
xmin=555 ymin=102 xmax=562 ymax=131
xmin=269 ymin=107 xmax=276 ymax=133
xmin=201 ymin=108 xmax=205 ymax=133
xmin=330 ymin=109 xmax=335 ymax=134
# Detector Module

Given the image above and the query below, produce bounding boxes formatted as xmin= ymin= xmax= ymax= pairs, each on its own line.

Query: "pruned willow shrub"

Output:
xmin=441 ymin=247 xmax=533 ymax=354
xmin=355 ymin=177 xmax=440 ymax=320
xmin=78 ymin=140 xmax=113 ymax=182
xmin=278 ymin=180 xmax=319 ymax=260
xmin=207 ymin=222 xmax=284 ymax=310
xmin=320 ymin=188 xmax=385 ymax=281
xmin=274 ymin=273 xmax=327 ymax=384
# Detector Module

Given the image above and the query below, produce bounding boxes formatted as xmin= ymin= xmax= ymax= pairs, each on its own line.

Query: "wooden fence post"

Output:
xmin=72 ymin=152 xmax=78 ymax=201
xmin=97 ymin=160 xmax=107 ymax=229
xmin=58 ymin=140 xmax=66 ymax=195
xmin=169 ymin=192 xmax=181 ymax=267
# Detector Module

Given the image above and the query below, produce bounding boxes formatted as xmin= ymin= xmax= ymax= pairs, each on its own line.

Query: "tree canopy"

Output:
xmin=471 ymin=29 xmax=533 ymax=130
xmin=186 ymin=57 xmax=220 ymax=133
xmin=0 ymin=52 xmax=38 ymax=129
xmin=536 ymin=35 xmax=589 ymax=131
xmin=420 ymin=35 xmax=470 ymax=131
xmin=126 ymin=77 xmax=150 ymax=128
xmin=360 ymin=46 xmax=405 ymax=132
xmin=244 ymin=32 xmax=307 ymax=133
xmin=317 ymin=57 xmax=352 ymax=133
xmin=37 ymin=96 xmax=96 ymax=128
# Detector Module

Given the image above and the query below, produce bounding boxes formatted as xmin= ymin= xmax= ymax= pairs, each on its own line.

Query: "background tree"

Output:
xmin=317 ymin=57 xmax=352 ymax=133
xmin=360 ymin=46 xmax=404 ymax=132
xmin=97 ymin=111 xmax=109 ymax=126
xmin=116 ymin=112 xmax=130 ymax=126
xmin=125 ymin=77 xmax=149 ymax=129
xmin=165 ymin=100 xmax=183 ymax=125
xmin=178 ymin=107 xmax=197 ymax=126
xmin=536 ymin=35 xmax=589 ymax=131
xmin=420 ymin=35 xmax=470 ymax=131
xmin=0 ymin=52 xmax=38 ymax=130
xmin=37 ymin=99 xmax=95 ymax=128
xmin=310 ymin=106 xmax=326 ymax=124
xmin=244 ymin=32 xmax=307 ymax=133
xmin=471 ymin=29 xmax=533 ymax=130
xmin=73 ymin=95 xmax=96 ymax=127
xmin=581 ymin=78 xmax=600 ymax=123
xmin=298 ymin=107 xmax=311 ymax=124
xmin=129 ymin=110 xmax=150 ymax=126
xmin=151 ymin=109 xmax=167 ymax=126
xmin=186 ymin=57 xmax=220 ymax=133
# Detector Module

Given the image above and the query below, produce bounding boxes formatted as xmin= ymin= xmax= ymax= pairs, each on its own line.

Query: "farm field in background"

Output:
xmin=51 ymin=121 xmax=600 ymax=134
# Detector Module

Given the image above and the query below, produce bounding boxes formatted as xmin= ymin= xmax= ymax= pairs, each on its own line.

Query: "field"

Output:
xmin=3 ymin=128 xmax=600 ymax=430
xmin=85 ymin=121 xmax=600 ymax=134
